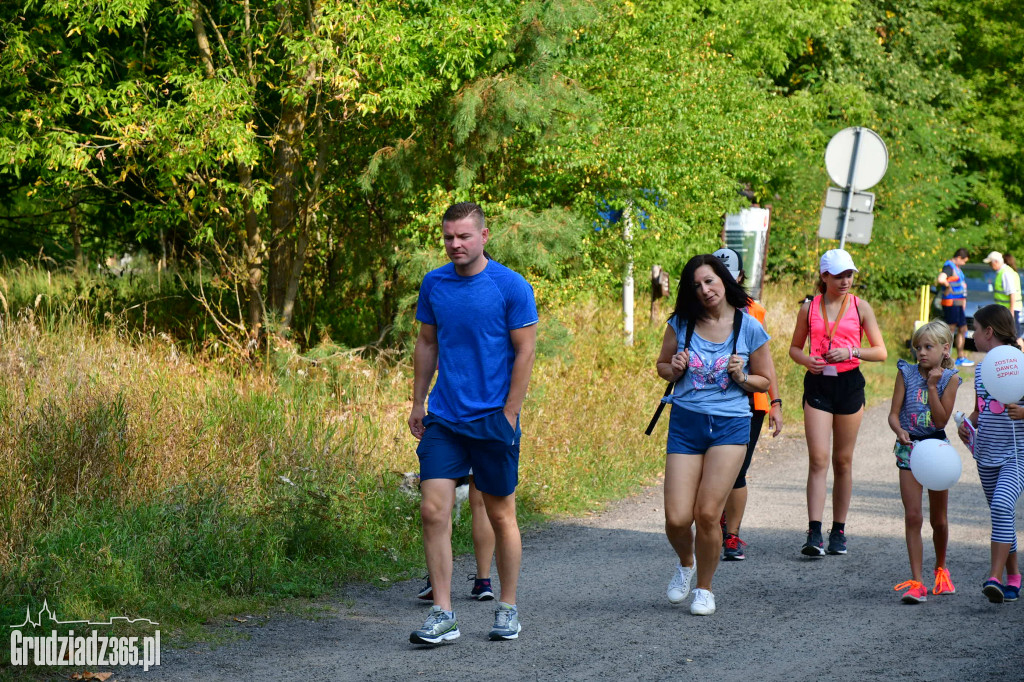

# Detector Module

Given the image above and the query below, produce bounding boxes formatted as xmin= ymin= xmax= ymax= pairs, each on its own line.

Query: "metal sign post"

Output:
xmin=838 ymin=128 xmax=862 ymax=249
xmin=820 ymin=127 xmax=888 ymax=246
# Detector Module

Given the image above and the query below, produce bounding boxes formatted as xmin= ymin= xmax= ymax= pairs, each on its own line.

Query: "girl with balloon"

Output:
xmin=957 ymin=304 xmax=1024 ymax=603
xmin=887 ymin=320 xmax=961 ymax=603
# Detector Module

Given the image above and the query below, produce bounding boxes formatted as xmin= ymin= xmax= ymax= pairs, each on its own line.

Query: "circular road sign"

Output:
xmin=824 ymin=127 xmax=888 ymax=191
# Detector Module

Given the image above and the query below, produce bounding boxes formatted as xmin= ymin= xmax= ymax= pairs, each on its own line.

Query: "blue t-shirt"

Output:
xmin=662 ymin=311 xmax=770 ymax=417
xmin=416 ymin=260 xmax=538 ymax=422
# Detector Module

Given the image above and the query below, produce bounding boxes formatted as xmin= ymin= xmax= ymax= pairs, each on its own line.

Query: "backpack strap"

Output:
xmin=645 ymin=310 xmax=743 ymax=436
xmin=853 ymin=294 xmax=863 ymax=337
xmin=645 ymin=315 xmax=695 ymax=436
xmin=803 ymin=295 xmax=815 ymax=355
xmin=732 ymin=307 xmax=743 ymax=355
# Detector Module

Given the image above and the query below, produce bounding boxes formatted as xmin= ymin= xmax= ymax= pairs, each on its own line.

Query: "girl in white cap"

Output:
xmin=788 ymin=249 xmax=887 ymax=557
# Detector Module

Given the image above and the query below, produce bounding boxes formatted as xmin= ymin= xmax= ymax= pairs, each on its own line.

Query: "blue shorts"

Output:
xmin=942 ymin=305 xmax=966 ymax=327
xmin=666 ymin=406 xmax=750 ymax=454
xmin=417 ymin=411 xmax=520 ymax=497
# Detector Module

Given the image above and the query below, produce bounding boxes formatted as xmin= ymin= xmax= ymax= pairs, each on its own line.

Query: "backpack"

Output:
xmin=645 ymin=308 xmax=744 ymax=436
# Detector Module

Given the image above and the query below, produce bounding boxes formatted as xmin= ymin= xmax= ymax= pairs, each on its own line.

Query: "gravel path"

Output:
xmin=122 ymin=375 xmax=1022 ymax=681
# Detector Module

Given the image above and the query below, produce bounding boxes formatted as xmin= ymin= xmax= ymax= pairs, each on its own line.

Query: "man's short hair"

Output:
xmin=442 ymin=202 xmax=485 ymax=230
xmin=953 ymin=247 xmax=969 ymax=259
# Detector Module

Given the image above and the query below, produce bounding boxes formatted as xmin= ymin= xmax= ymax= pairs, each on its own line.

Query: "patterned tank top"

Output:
xmin=896 ymin=359 xmax=959 ymax=438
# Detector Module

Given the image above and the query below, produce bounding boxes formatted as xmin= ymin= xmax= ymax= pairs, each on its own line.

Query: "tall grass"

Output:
xmin=0 ymin=266 xmax=917 ymax=650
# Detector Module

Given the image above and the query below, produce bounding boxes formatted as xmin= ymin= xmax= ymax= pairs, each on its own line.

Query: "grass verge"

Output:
xmin=0 ymin=272 xmax=917 ymax=675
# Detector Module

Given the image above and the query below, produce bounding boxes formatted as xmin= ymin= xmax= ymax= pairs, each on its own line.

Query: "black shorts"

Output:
xmin=733 ymin=410 xmax=766 ymax=489
xmin=942 ymin=305 xmax=966 ymax=328
xmin=803 ymin=368 xmax=865 ymax=415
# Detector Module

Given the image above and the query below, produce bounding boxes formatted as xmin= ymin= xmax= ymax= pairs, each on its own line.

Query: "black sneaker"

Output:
xmin=826 ymin=529 xmax=847 ymax=555
xmin=801 ymin=529 xmax=825 ymax=557
xmin=417 ymin=576 xmax=433 ymax=601
xmin=722 ymin=533 xmax=747 ymax=561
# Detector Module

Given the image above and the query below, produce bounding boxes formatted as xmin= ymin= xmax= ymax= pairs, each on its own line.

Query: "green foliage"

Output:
xmin=941 ymin=0 xmax=1024 ymax=254
xmin=2 ymin=0 xmax=1023 ymax=344
xmin=762 ymin=0 xmax=980 ymax=298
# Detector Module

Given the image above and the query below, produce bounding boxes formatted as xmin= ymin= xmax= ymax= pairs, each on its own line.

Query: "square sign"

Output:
xmin=722 ymin=207 xmax=770 ymax=300
xmin=818 ymin=187 xmax=875 ymax=244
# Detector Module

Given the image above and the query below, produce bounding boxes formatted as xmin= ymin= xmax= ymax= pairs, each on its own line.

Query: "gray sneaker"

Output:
xmin=488 ymin=603 xmax=521 ymax=641
xmin=410 ymin=605 xmax=460 ymax=645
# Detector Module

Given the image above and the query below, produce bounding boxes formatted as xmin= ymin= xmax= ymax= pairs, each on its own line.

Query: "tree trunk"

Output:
xmin=266 ymin=103 xmax=307 ymax=322
xmin=281 ymin=227 xmax=309 ymax=329
xmin=237 ymin=162 xmax=265 ymax=333
xmin=190 ymin=0 xmax=265 ymax=334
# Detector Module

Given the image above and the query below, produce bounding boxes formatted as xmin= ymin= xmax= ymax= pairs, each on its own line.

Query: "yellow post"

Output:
xmin=914 ymin=284 xmax=930 ymax=330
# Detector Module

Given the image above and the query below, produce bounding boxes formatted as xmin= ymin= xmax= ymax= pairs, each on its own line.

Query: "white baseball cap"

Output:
xmin=712 ymin=248 xmax=742 ymax=280
xmin=819 ymin=249 xmax=858 ymax=275
xmin=983 ymin=251 xmax=1003 ymax=264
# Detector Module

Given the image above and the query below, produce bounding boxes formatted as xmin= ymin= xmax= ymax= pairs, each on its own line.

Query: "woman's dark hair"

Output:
xmin=973 ymin=304 xmax=1018 ymax=346
xmin=671 ymin=254 xmax=752 ymax=323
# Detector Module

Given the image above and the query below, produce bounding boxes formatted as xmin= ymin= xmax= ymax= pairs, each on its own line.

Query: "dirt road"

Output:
xmin=123 ymin=375 xmax=1022 ymax=681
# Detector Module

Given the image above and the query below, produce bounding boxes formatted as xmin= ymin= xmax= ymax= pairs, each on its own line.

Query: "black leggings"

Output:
xmin=733 ymin=410 xmax=766 ymax=489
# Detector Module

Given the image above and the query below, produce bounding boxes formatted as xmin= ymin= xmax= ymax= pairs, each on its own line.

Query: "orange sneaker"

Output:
xmin=933 ymin=567 xmax=956 ymax=595
xmin=895 ymin=580 xmax=928 ymax=604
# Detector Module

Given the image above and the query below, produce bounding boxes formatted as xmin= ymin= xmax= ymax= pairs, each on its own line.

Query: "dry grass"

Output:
xmin=0 ymin=276 xmax=917 ymax=634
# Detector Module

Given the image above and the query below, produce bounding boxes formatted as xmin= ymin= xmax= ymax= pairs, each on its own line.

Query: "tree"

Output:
xmin=1 ymin=0 xmax=584 ymax=344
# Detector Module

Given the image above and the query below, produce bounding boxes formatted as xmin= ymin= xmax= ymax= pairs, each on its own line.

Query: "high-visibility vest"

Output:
xmin=994 ymin=264 xmax=1021 ymax=309
xmin=940 ymin=260 xmax=966 ymax=306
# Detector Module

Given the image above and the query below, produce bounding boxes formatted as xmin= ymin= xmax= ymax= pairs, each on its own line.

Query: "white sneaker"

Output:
xmin=689 ymin=588 xmax=716 ymax=615
xmin=667 ymin=561 xmax=694 ymax=604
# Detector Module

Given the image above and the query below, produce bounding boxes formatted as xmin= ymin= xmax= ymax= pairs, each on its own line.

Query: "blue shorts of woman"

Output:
xmin=667 ymin=405 xmax=750 ymax=454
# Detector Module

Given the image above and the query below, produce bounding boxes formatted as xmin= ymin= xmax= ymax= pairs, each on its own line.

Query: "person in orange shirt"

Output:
xmin=712 ymin=249 xmax=783 ymax=560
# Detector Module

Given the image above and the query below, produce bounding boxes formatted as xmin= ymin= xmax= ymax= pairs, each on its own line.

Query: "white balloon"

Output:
xmin=910 ymin=439 xmax=962 ymax=491
xmin=980 ymin=345 xmax=1024 ymax=405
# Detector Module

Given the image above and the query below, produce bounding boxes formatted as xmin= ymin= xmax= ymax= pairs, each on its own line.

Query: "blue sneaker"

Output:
xmin=469 ymin=574 xmax=494 ymax=601
xmin=983 ymin=579 xmax=1005 ymax=603
xmin=1003 ymin=583 xmax=1020 ymax=602
xmin=488 ymin=603 xmax=521 ymax=641
xmin=410 ymin=605 xmax=460 ymax=645
xmin=826 ymin=528 xmax=847 ymax=555
xmin=801 ymin=529 xmax=825 ymax=558
xmin=955 ymin=357 xmax=975 ymax=368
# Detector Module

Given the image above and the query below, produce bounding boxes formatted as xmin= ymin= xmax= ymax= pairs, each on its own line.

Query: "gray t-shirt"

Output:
xmin=663 ymin=311 xmax=770 ymax=417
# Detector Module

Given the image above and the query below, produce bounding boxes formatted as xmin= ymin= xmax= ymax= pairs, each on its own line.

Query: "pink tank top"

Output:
xmin=808 ymin=294 xmax=862 ymax=373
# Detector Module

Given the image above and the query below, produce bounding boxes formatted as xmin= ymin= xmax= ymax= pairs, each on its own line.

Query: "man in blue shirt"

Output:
xmin=408 ymin=202 xmax=538 ymax=646
xmin=937 ymin=248 xmax=974 ymax=368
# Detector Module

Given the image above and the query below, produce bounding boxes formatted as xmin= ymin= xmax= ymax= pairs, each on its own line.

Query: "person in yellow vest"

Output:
xmin=984 ymin=251 xmax=1022 ymax=349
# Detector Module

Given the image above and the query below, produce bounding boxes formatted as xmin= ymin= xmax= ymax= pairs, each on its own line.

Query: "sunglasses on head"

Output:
xmin=978 ymin=396 xmax=1006 ymax=415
